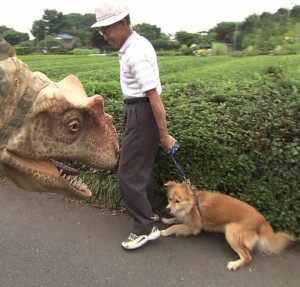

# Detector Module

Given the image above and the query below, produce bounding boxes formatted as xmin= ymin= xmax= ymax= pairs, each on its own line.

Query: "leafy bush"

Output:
xmin=180 ymin=44 xmax=190 ymax=55
xmin=14 ymin=40 xmax=36 ymax=55
xmin=20 ymin=54 xmax=300 ymax=239
xmin=243 ymin=45 xmax=261 ymax=56
xmin=211 ymin=42 xmax=228 ymax=56
xmin=158 ymin=62 xmax=300 ymax=239
xmin=270 ymin=45 xmax=296 ymax=56
xmin=286 ymin=43 xmax=300 ymax=54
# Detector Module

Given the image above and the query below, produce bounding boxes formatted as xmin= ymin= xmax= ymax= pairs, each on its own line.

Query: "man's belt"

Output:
xmin=124 ymin=97 xmax=149 ymax=105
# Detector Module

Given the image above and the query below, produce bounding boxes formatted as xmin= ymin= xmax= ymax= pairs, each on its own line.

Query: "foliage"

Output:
xmin=209 ymin=22 xmax=237 ymax=45
xmin=31 ymin=9 xmax=96 ymax=48
xmin=270 ymin=45 xmax=296 ymax=56
xmin=14 ymin=40 xmax=37 ymax=55
xmin=287 ymin=43 xmax=300 ymax=54
xmin=210 ymin=42 xmax=228 ymax=55
xmin=82 ymin=170 xmax=123 ymax=210
xmin=239 ymin=7 xmax=300 ymax=53
xmin=180 ymin=44 xmax=190 ymax=55
xmin=38 ymin=35 xmax=63 ymax=54
xmin=20 ymin=50 xmax=300 ymax=240
xmin=134 ymin=23 xmax=162 ymax=41
xmin=4 ymin=5 xmax=300 ymax=56
xmin=0 ymin=26 xmax=29 ymax=45
xmin=243 ymin=45 xmax=261 ymax=56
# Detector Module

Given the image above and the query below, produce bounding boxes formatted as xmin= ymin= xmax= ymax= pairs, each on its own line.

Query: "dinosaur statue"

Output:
xmin=0 ymin=37 xmax=119 ymax=199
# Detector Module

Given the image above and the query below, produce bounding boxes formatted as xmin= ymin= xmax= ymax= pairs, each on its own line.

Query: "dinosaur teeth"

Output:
xmin=70 ymin=177 xmax=77 ymax=184
xmin=59 ymin=171 xmax=89 ymax=193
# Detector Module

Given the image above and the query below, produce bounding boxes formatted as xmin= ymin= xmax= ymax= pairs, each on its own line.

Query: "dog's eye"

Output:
xmin=175 ymin=199 xmax=180 ymax=203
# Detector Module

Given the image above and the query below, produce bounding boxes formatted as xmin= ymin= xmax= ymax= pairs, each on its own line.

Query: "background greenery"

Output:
xmin=19 ymin=53 xmax=300 ymax=239
xmin=1 ymin=5 xmax=299 ymax=56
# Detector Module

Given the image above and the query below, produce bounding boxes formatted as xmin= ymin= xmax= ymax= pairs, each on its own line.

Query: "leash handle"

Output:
xmin=166 ymin=141 xmax=180 ymax=157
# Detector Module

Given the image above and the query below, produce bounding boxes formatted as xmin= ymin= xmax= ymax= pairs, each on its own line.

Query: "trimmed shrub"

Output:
xmin=19 ymin=54 xmax=300 ymax=239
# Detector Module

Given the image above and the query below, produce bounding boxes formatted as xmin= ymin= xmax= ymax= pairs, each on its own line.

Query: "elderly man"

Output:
xmin=91 ymin=1 xmax=176 ymax=250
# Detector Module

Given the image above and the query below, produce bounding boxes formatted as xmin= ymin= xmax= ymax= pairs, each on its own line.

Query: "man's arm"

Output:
xmin=146 ymin=88 xmax=176 ymax=151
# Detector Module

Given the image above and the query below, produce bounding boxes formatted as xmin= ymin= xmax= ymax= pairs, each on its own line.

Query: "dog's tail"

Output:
xmin=258 ymin=222 xmax=295 ymax=254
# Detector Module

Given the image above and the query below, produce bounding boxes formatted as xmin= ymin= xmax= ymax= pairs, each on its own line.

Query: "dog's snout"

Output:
xmin=166 ymin=207 xmax=171 ymax=214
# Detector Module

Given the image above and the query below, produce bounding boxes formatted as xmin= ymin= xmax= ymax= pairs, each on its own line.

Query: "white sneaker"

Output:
xmin=121 ymin=226 xmax=161 ymax=250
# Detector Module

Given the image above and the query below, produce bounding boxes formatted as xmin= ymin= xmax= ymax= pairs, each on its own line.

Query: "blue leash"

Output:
xmin=167 ymin=141 xmax=202 ymax=217
xmin=167 ymin=141 xmax=187 ymax=180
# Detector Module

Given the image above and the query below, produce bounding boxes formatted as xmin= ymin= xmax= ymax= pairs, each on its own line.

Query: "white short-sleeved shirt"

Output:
xmin=118 ymin=31 xmax=162 ymax=98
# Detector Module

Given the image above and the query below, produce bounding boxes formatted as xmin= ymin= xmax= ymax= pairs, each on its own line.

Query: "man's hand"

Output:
xmin=160 ymin=135 xmax=177 ymax=153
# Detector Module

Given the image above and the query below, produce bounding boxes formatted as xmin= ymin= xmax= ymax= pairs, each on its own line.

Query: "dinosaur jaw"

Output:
xmin=0 ymin=149 xmax=92 ymax=199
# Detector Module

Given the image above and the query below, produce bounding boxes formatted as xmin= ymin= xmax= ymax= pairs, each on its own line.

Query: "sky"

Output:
xmin=0 ymin=0 xmax=298 ymax=38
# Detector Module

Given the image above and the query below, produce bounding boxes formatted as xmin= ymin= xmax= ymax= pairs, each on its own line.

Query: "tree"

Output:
xmin=152 ymin=34 xmax=179 ymax=50
xmin=274 ymin=8 xmax=290 ymax=23
xmin=64 ymin=13 xmax=95 ymax=47
xmin=31 ymin=20 xmax=47 ymax=42
xmin=290 ymin=5 xmax=300 ymax=20
xmin=209 ymin=22 xmax=237 ymax=45
xmin=133 ymin=23 xmax=161 ymax=41
xmin=42 ymin=9 xmax=70 ymax=35
xmin=38 ymin=35 xmax=62 ymax=53
xmin=31 ymin=9 xmax=70 ymax=41
xmin=240 ymin=14 xmax=260 ymax=33
xmin=259 ymin=12 xmax=273 ymax=26
xmin=0 ymin=26 xmax=29 ymax=45
xmin=175 ymin=31 xmax=200 ymax=47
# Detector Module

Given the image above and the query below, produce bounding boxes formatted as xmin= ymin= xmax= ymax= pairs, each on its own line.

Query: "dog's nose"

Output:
xmin=166 ymin=207 xmax=171 ymax=214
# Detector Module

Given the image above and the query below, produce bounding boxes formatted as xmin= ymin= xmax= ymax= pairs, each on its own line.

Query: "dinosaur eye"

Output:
xmin=69 ymin=120 xmax=80 ymax=132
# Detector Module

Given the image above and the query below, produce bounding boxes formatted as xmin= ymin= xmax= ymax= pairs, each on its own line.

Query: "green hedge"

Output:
xmin=20 ymin=54 xmax=300 ymax=239
xmin=88 ymin=60 xmax=299 ymax=239
xmin=158 ymin=66 xmax=299 ymax=239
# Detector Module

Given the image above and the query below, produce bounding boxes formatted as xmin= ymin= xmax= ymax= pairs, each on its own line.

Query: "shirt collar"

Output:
xmin=119 ymin=31 xmax=138 ymax=54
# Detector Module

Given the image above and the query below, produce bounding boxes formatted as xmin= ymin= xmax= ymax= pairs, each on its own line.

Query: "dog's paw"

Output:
xmin=162 ymin=217 xmax=174 ymax=225
xmin=227 ymin=260 xmax=241 ymax=271
xmin=161 ymin=217 xmax=169 ymax=224
xmin=160 ymin=229 xmax=170 ymax=237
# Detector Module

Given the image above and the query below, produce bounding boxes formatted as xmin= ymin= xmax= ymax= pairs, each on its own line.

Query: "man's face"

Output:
xmin=99 ymin=21 xmax=126 ymax=49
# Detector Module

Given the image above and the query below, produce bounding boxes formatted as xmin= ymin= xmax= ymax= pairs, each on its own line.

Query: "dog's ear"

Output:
xmin=164 ymin=181 xmax=176 ymax=187
xmin=182 ymin=181 xmax=192 ymax=194
xmin=182 ymin=181 xmax=189 ymax=188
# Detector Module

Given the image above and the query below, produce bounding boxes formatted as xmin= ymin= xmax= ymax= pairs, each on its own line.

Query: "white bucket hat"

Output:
xmin=91 ymin=2 xmax=130 ymax=28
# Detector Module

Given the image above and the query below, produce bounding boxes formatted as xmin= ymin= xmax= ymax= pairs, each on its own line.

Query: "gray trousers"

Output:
xmin=118 ymin=101 xmax=160 ymax=235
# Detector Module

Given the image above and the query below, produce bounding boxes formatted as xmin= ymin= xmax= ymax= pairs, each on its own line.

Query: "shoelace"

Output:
xmin=128 ymin=233 xmax=138 ymax=240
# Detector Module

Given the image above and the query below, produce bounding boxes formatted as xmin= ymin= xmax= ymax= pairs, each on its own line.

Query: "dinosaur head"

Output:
xmin=0 ymin=38 xmax=119 ymax=199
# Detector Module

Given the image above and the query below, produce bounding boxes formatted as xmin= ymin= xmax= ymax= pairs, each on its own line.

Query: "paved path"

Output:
xmin=0 ymin=183 xmax=299 ymax=287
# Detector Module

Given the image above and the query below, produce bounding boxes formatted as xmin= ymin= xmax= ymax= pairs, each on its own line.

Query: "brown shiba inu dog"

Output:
xmin=161 ymin=181 xmax=295 ymax=270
